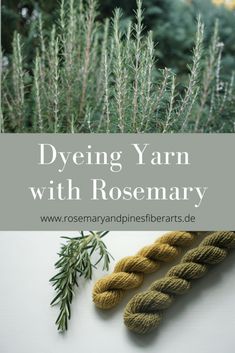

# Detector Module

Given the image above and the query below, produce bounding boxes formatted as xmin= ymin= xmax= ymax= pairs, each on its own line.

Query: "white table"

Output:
xmin=0 ymin=231 xmax=234 ymax=353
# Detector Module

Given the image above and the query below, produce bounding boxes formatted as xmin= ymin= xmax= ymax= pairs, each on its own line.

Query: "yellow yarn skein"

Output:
xmin=93 ymin=231 xmax=199 ymax=309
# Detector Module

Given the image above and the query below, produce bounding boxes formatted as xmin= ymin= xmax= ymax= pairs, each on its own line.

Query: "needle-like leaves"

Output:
xmin=50 ymin=230 xmax=112 ymax=332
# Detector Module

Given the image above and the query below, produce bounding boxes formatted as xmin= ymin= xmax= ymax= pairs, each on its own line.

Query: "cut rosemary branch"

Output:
xmin=50 ymin=231 xmax=112 ymax=332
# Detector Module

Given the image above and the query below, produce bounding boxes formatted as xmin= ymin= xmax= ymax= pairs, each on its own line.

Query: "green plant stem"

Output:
xmin=50 ymin=231 xmax=112 ymax=332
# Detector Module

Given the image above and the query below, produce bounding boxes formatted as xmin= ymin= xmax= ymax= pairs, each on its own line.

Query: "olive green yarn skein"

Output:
xmin=124 ymin=231 xmax=235 ymax=334
xmin=93 ymin=231 xmax=200 ymax=309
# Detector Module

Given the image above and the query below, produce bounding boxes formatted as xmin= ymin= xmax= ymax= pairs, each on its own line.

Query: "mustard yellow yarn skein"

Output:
xmin=124 ymin=231 xmax=235 ymax=334
xmin=93 ymin=231 xmax=199 ymax=309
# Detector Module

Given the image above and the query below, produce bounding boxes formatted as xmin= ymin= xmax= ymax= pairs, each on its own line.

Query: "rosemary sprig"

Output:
xmin=50 ymin=231 xmax=112 ymax=332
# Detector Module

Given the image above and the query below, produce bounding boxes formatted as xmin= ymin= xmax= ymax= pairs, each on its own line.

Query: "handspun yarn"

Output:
xmin=124 ymin=231 xmax=235 ymax=334
xmin=93 ymin=231 xmax=199 ymax=309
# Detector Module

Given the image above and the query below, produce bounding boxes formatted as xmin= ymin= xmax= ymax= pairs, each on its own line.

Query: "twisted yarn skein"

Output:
xmin=124 ymin=231 xmax=235 ymax=334
xmin=93 ymin=231 xmax=199 ymax=309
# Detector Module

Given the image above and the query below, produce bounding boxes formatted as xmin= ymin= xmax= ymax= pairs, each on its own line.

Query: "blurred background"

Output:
xmin=2 ymin=0 xmax=235 ymax=80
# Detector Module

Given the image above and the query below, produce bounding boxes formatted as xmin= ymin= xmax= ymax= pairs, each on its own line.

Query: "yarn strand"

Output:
xmin=124 ymin=231 xmax=235 ymax=334
xmin=93 ymin=231 xmax=200 ymax=309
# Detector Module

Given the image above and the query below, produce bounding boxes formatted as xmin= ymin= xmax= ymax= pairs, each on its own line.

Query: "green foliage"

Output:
xmin=1 ymin=0 xmax=58 ymax=65
xmin=145 ymin=0 xmax=197 ymax=75
xmin=2 ymin=0 xmax=235 ymax=77
xmin=1 ymin=0 xmax=235 ymax=132
xmin=195 ymin=0 xmax=235 ymax=79
xmin=50 ymin=231 xmax=112 ymax=332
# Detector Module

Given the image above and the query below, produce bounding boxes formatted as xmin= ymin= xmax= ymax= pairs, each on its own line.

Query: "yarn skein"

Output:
xmin=124 ymin=231 xmax=235 ymax=334
xmin=93 ymin=231 xmax=199 ymax=309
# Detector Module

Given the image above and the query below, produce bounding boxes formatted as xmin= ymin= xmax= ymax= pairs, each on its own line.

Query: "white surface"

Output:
xmin=0 ymin=231 xmax=235 ymax=353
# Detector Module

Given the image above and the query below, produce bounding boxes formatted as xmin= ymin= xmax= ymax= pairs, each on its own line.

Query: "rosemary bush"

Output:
xmin=1 ymin=0 xmax=235 ymax=133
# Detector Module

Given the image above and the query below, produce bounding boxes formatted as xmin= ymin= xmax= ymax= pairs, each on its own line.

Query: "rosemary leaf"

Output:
xmin=50 ymin=230 xmax=111 ymax=332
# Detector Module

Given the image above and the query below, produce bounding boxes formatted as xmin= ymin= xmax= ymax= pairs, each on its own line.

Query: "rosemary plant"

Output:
xmin=1 ymin=0 xmax=235 ymax=132
xmin=50 ymin=231 xmax=112 ymax=332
